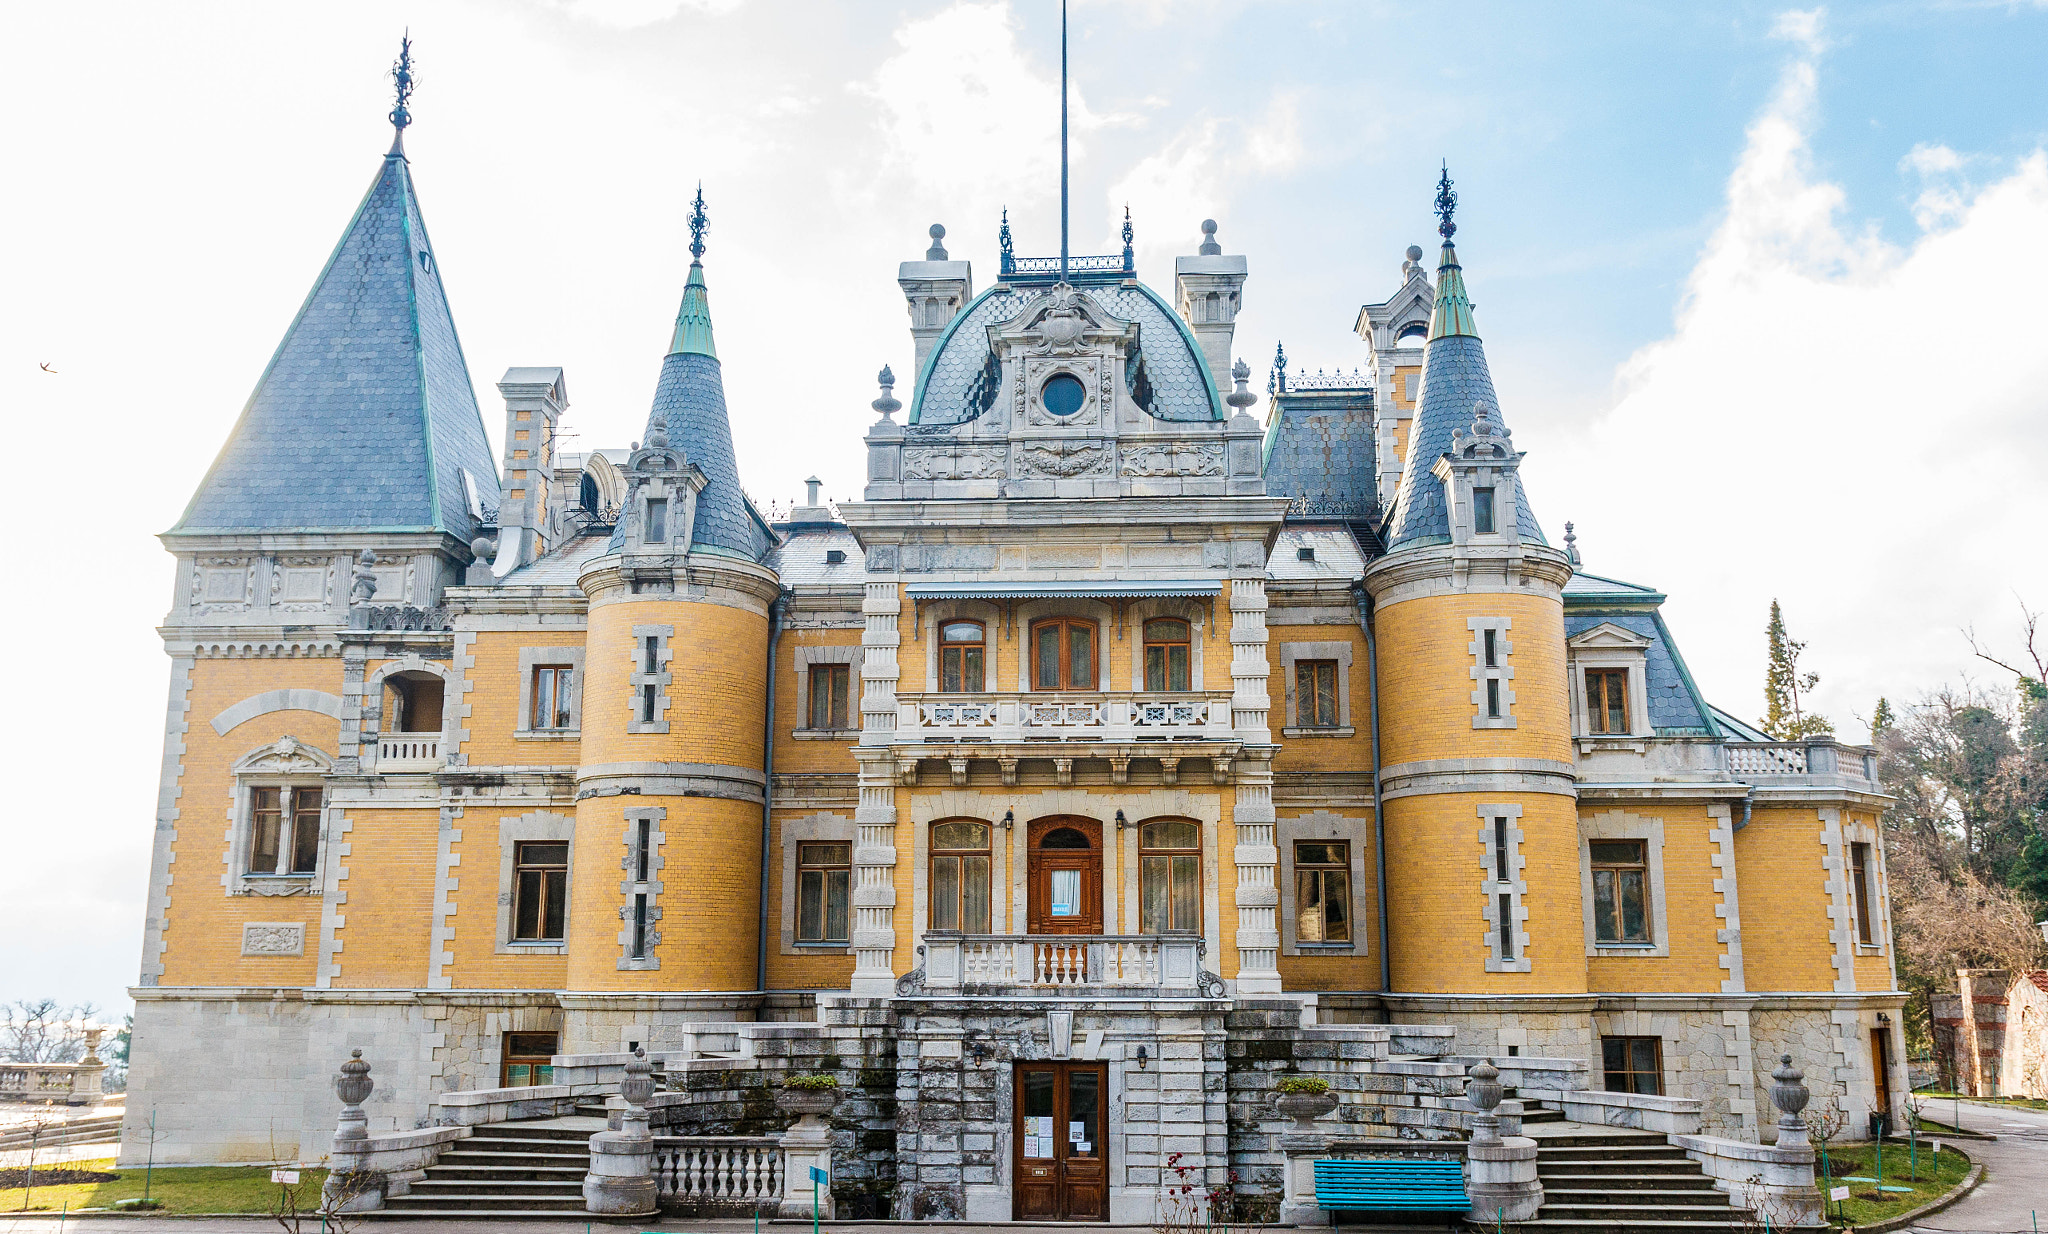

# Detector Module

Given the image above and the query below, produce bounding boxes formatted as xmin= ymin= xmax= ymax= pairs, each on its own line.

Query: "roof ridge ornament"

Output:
xmin=1268 ymin=339 xmax=1287 ymax=395
xmin=1564 ymin=521 xmax=1581 ymax=567
xmin=688 ymin=183 xmax=708 ymax=263
xmin=872 ymin=366 xmax=901 ymax=421
xmin=1435 ymin=161 xmax=1457 ymax=241
xmin=1199 ymin=218 xmax=1222 ymax=256
xmin=387 ymin=33 xmax=416 ymax=156
xmin=1122 ymin=206 xmax=1135 ymax=271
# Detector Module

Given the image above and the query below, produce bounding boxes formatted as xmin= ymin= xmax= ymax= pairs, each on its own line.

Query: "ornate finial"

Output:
xmin=389 ymin=34 xmax=416 ymax=134
xmin=1121 ymin=205 xmax=1135 ymax=272
xmin=1402 ymin=243 xmax=1425 ymax=280
xmin=872 ymin=365 xmax=901 ymax=421
xmin=999 ymin=207 xmax=1014 ymax=273
xmin=1471 ymin=400 xmax=1495 ymax=435
xmin=1227 ymin=359 xmax=1258 ymax=414
xmin=1465 ymin=1057 xmax=1504 ymax=1144
xmin=688 ymin=183 xmax=708 ymax=262
xmin=1564 ymin=522 xmax=1581 ymax=567
xmin=1770 ymin=1054 xmax=1812 ymax=1146
xmin=1268 ymin=339 xmax=1288 ymax=395
xmin=1199 ymin=218 xmax=1222 ymax=256
xmin=644 ymin=411 xmax=669 ymax=450
xmin=1435 ymin=162 xmax=1458 ymax=240
xmin=926 ymin=224 xmax=948 ymax=261
xmin=350 ymin=549 xmax=380 ymax=606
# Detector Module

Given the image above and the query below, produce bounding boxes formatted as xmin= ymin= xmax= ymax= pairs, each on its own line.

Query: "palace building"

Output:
xmin=126 ymin=72 xmax=1905 ymax=1222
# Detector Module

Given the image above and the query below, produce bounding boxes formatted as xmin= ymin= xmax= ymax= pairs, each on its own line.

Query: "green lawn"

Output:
xmin=0 ymin=1158 xmax=328 ymax=1214
xmin=1911 ymin=1090 xmax=2048 ymax=1112
xmin=1815 ymin=1140 xmax=1972 ymax=1228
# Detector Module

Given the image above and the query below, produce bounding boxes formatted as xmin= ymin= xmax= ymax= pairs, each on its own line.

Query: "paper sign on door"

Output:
xmin=1051 ymin=869 xmax=1080 ymax=916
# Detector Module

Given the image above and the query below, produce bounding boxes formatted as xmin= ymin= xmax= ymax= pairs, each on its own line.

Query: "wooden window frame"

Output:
xmin=1293 ymin=841 xmax=1351 ymax=943
xmin=1473 ymin=486 xmax=1497 ymax=535
xmin=530 ymin=665 xmax=574 ymax=731
xmin=511 ymin=840 xmax=569 ymax=942
xmin=1142 ymin=619 xmax=1191 ymax=693
xmin=1585 ymin=668 xmax=1630 ymax=735
xmin=1030 ymin=617 xmax=1099 ymax=692
xmin=1138 ymin=819 xmax=1202 ymax=935
xmin=929 ymin=820 xmax=993 ymax=934
xmin=1850 ymin=841 xmax=1875 ymax=945
xmin=248 ymin=786 xmax=322 ymax=876
xmin=1589 ymin=838 xmax=1652 ymax=944
xmin=501 ymin=1031 xmax=560 ymax=1088
xmin=797 ymin=841 xmax=852 ymax=944
xmin=809 ymin=662 xmax=851 ymax=730
xmin=1296 ymin=659 xmax=1340 ymax=728
xmin=1601 ymin=1035 xmax=1664 ymax=1095
xmin=939 ymin=620 xmax=987 ymax=694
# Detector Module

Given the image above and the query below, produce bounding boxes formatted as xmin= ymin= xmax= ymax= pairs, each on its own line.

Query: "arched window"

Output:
xmin=929 ymin=820 xmax=991 ymax=933
xmin=385 ymin=672 xmax=444 ymax=733
xmin=579 ymin=472 xmax=600 ymax=514
xmin=1396 ymin=322 xmax=1428 ymax=347
xmin=1143 ymin=618 xmax=1191 ymax=692
xmin=1139 ymin=819 xmax=1201 ymax=934
xmin=940 ymin=621 xmax=986 ymax=693
xmin=1031 ymin=618 xmax=1097 ymax=691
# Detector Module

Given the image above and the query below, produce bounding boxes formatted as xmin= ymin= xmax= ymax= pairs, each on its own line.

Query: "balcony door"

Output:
xmin=1027 ymin=817 xmax=1102 ymax=935
xmin=1014 ymin=1061 xmax=1107 ymax=1221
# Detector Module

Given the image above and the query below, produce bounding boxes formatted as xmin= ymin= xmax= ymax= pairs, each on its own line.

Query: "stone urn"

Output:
xmin=1274 ymin=1089 xmax=1338 ymax=1132
xmin=777 ymin=1086 xmax=840 ymax=1128
xmin=1771 ymin=1054 xmax=1812 ymax=1147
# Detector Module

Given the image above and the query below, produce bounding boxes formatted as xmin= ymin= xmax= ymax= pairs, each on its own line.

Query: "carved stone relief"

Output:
xmin=194 ymin=557 xmax=254 ymax=610
xmin=1121 ymin=443 xmax=1224 ymax=477
xmin=1015 ymin=441 xmax=1111 ymax=478
xmin=241 ymin=922 xmax=306 ymax=956
xmin=270 ymin=555 xmax=336 ymax=611
xmin=903 ymin=446 xmax=1007 ymax=481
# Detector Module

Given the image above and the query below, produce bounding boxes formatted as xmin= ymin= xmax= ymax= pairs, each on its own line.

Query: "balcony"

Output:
xmin=897 ymin=691 xmax=1235 ymax=743
xmin=377 ymin=732 xmax=446 ymax=773
xmin=918 ymin=933 xmax=1219 ymax=996
xmin=1723 ymin=739 xmax=1877 ymax=786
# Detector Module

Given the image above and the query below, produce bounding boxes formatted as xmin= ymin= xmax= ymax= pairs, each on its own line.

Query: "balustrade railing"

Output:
xmin=652 ymin=1136 xmax=782 ymax=1210
xmin=922 ymin=933 xmax=1207 ymax=992
xmin=376 ymin=732 xmax=445 ymax=772
xmin=0 ymin=1061 xmax=106 ymax=1105
xmin=1723 ymin=740 xmax=1876 ymax=782
xmin=898 ymin=692 xmax=1234 ymax=744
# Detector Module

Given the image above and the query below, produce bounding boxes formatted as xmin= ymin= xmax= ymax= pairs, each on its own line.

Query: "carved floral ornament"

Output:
xmin=1016 ymin=441 xmax=1110 ymax=478
xmin=234 ymin=734 xmax=334 ymax=776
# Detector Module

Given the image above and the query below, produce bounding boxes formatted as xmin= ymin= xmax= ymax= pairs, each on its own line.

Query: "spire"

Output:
xmin=173 ymin=49 xmax=498 ymax=541
xmin=668 ymin=185 xmax=717 ymax=358
xmin=1427 ymin=163 xmax=1478 ymax=340
xmin=1384 ymin=169 xmax=1543 ymax=552
xmin=624 ymin=182 xmax=768 ymax=563
xmin=387 ymin=33 xmax=415 ymax=156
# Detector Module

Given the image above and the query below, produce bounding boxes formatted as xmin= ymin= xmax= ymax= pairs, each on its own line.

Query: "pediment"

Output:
xmin=233 ymin=734 xmax=334 ymax=776
xmin=1567 ymin=622 xmax=1653 ymax=652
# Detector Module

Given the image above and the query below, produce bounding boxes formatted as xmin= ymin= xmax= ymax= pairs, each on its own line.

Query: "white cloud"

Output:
xmin=1107 ymin=91 xmax=1304 ymax=255
xmin=541 ymin=0 xmax=746 ymax=28
xmin=1539 ymin=28 xmax=2048 ymax=735
xmin=1769 ymin=6 xmax=1829 ymax=55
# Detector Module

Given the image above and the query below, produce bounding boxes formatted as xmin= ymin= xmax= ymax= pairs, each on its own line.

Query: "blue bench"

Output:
xmin=1312 ymin=1158 xmax=1469 ymax=1224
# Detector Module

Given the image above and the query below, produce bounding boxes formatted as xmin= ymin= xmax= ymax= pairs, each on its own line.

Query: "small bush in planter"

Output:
xmin=782 ymin=1074 xmax=840 ymax=1091
xmin=1275 ymin=1076 xmax=1331 ymax=1095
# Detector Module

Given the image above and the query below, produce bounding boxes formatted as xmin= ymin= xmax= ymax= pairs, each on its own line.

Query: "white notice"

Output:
xmin=1070 ymin=1121 xmax=1086 ymax=1141
xmin=272 ymin=1170 xmax=301 ymax=1185
xmin=1077 ymin=1141 xmax=1091 ymax=1154
xmin=1829 ymin=1186 xmax=1850 ymax=1202
xmin=1931 ymin=1140 xmax=1943 ymax=1154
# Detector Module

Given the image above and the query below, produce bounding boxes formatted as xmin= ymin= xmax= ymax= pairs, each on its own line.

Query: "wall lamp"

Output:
xmin=1135 ymin=1044 xmax=1149 ymax=1071
xmin=969 ymin=1041 xmax=992 ymax=1067
xmin=1115 ymin=810 xmax=1128 ymax=832
xmin=1001 ymin=810 xmax=1015 ymax=832
xmin=1876 ymin=1012 xmax=1891 ymax=1026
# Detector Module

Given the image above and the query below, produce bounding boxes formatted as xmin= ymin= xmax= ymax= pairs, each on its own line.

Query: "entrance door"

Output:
xmin=1872 ymin=1027 xmax=1893 ymax=1126
xmin=1015 ymin=1061 xmax=1108 ymax=1221
xmin=1028 ymin=817 xmax=1103 ymax=935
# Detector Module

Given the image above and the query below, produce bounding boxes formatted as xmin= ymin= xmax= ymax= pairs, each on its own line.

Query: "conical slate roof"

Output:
xmin=173 ymin=147 xmax=498 ymax=540
xmin=1384 ymin=239 xmax=1544 ymax=550
xmin=612 ymin=257 xmax=771 ymax=562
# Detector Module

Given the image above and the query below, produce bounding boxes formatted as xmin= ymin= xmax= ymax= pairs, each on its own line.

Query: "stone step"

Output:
xmin=406 ymin=1179 xmax=584 ymax=1194
xmin=1539 ymin=1145 xmax=1690 ymax=1162
xmin=435 ymin=1149 xmax=590 ymax=1168
xmin=476 ymin=1125 xmax=592 ymax=1141
xmin=1510 ymin=1221 xmax=1747 ymax=1234
xmin=384 ymin=1192 xmax=587 ymax=1212
xmin=1537 ymin=1158 xmax=1710 ymax=1176
xmin=1537 ymin=1171 xmax=1725 ymax=1191
xmin=1543 ymin=1202 xmax=1740 ymax=1220
xmin=363 ymin=1210 xmax=598 ymax=1221
xmin=1542 ymin=1188 xmax=1732 ymax=1208
xmin=421 ymin=1165 xmax=588 ymax=1183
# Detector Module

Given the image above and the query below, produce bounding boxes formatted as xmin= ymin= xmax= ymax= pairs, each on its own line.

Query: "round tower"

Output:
xmin=1365 ymin=171 xmax=1584 ymax=999
xmin=567 ymin=198 xmax=780 ymax=1009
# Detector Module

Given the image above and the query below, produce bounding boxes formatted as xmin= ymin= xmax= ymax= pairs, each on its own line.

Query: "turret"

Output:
xmin=898 ymin=224 xmax=972 ymax=379
xmin=568 ymin=189 xmax=780 ymax=1003
xmin=1174 ymin=218 xmax=1249 ymax=394
xmin=1363 ymin=168 xmax=1581 ymax=999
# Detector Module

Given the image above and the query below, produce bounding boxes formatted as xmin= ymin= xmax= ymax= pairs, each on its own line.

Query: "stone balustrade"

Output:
xmin=651 ymin=1136 xmax=782 ymax=1213
xmin=1723 ymin=738 xmax=1877 ymax=784
xmin=375 ymin=731 xmax=445 ymax=772
xmin=896 ymin=690 xmax=1235 ymax=743
xmin=0 ymin=1060 xmax=106 ymax=1106
xmin=920 ymin=932 xmax=1208 ymax=992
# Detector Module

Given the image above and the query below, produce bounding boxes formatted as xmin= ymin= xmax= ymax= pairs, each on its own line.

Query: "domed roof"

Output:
xmin=909 ymin=280 xmax=1222 ymax=426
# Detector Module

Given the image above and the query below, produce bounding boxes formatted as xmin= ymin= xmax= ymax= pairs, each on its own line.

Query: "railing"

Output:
xmin=921 ymin=933 xmax=1208 ymax=992
xmin=1723 ymin=740 xmax=1876 ymax=782
xmin=0 ymin=1061 xmax=106 ymax=1105
xmin=898 ymin=692 xmax=1235 ymax=743
xmin=377 ymin=732 xmax=445 ymax=772
xmin=652 ymin=1137 xmax=782 ymax=1211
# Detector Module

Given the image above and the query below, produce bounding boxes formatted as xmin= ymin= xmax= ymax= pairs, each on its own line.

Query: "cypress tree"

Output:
xmin=1762 ymin=599 xmax=1832 ymax=739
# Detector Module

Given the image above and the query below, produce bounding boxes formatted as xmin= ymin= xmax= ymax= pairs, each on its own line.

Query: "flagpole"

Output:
xmin=1059 ymin=0 xmax=1069 ymax=284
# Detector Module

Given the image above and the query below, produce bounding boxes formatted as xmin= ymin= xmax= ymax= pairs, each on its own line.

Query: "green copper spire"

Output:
xmin=668 ymin=185 xmax=718 ymax=358
xmin=1427 ymin=163 xmax=1479 ymax=341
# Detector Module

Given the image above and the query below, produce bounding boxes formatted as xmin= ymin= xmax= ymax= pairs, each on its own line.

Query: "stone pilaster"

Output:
xmin=1228 ymin=575 xmax=1279 ymax=991
xmin=851 ymin=579 xmax=902 ymax=996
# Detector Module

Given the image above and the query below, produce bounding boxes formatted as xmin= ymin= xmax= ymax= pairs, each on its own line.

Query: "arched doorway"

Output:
xmin=1026 ymin=816 xmax=1102 ymax=935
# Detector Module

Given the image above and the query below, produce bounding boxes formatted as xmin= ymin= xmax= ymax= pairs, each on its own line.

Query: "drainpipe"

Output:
xmin=757 ymin=590 xmax=788 ymax=994
xmin=1353 ymin=583 xmax=1392 ymax=997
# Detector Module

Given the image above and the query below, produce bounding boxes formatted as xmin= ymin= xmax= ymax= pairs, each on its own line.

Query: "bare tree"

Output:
xmin=1965 ymin=595 xmax=2047 ymax=693
xmin=1 ymin=1000 xmax=101 ymax=1064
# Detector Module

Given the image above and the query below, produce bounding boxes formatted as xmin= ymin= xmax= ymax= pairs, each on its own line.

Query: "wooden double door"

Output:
xmin=1014 ymin=1060 xmax=1107 ymax=1221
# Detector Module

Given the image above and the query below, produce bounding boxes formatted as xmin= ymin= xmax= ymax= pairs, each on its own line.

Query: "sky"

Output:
xmin=3 ymin=0 xmax=2046 ymax=1019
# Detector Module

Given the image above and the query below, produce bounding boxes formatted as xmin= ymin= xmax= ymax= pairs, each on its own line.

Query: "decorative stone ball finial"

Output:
xmin=1402 ymin=244 xmax=1426 ymax=280
xmin=1199 ymin=218 xmax=1222 ymax=256
xmin=872 ymin=365 xmax=902 ymax=421
xmin=621 ymin=1046 xmax=656 ymax=1109
xmin=1227 ymin=359 xmax=1258 ymax=412
xmin=926 ymin=224 xmax=948 ymax=261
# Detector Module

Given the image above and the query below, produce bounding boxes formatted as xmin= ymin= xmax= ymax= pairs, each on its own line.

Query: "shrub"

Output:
xmin=782 ymin=1074 xmax=840 ymax=1091
xmin=1275 ymin=1076 xmax=1331 ymax=1095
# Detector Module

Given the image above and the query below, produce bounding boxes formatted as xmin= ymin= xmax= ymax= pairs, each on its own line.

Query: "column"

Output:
xmin=851 ymin=580 xmax=903 ymax=995
xmin=1228 ymin=576 xmax=1280 ymax=992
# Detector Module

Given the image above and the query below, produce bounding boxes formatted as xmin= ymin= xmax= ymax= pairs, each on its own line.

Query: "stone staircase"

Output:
xmin=1519 ymin=1125 xmax=1748 ymax=1234
xmin=380 ymin=1118 xmax=598 ymax=1217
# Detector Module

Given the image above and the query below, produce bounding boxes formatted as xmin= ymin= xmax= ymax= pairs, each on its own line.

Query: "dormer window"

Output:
xmin=1297 ymin=546 xmax=1316 ymax=562
xmin=1586 ymin=669 xmax=1630 ymax=734
xmin=1473 ymin=487 xmax=1497 ymax=535
xmin=645 ymin=497 xmax=668 ymax=544
xmin=825 ymin=549 xmax=847 ymax=565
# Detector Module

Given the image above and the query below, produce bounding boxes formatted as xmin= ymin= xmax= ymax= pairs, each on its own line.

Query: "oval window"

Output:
xmin=1041 ymin=373 xmax=1086 ymax=416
